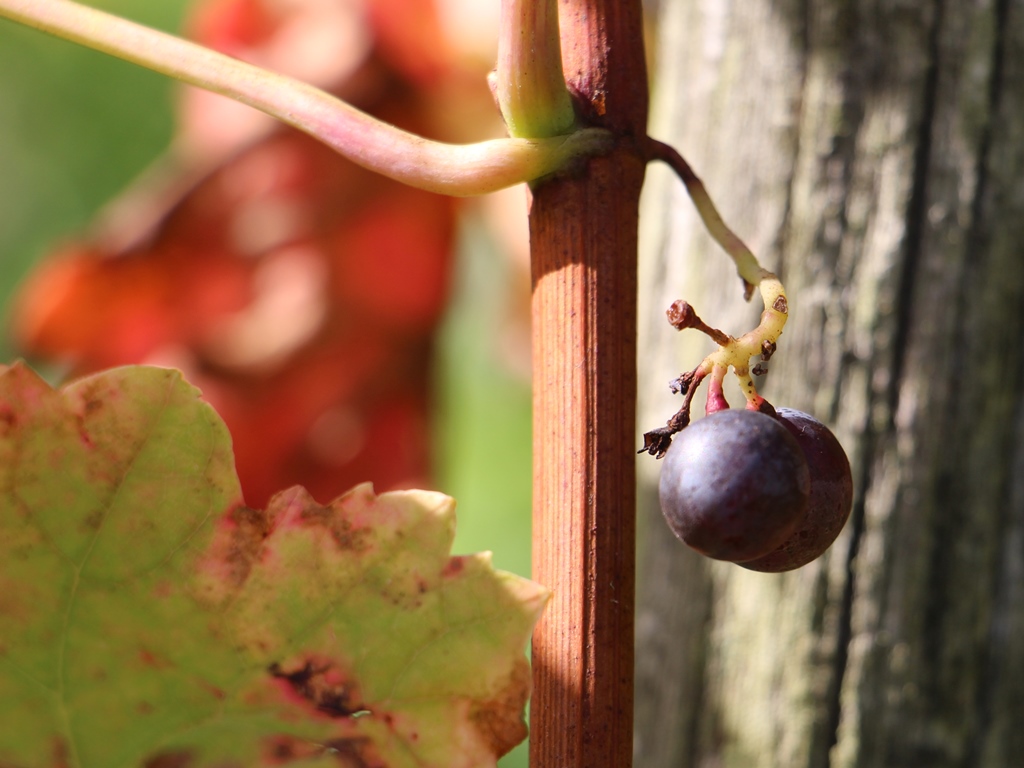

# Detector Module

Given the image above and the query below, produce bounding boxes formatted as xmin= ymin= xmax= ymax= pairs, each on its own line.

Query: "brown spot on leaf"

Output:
xmin=264 ymin=734 xmax=384 ymax=767
xmin=219 ymin=503 xmax=277 ymax=588
xmin=152 ymin=580 xmax=174 ymax=598
xmin=300 ymin=504 xmax=372 ymax=552
xmin=143 ymin=750 xmax=195 ymax=768
xmin=138 ymin=648 xmax=172 ymax=669
xmin=71 ymin=402 xmax=97 ymax=449
xmin=469 ymin=659 xmax=531 ymax=758
xmin=52 ymin=737 xmax=70 ymax=768
xmin=0 ymin=405 xmax=16 ymax=431
xmin=83 ymin=508 xmax=105 ymax=532
xmin=442 ymin=556 xmax=465 ymax=577
xmin=323 ymin=737 xmax=384 ymax=768
xmin=200 ymin=681 xmax=227 ymax=701
xmin=269 ymin=658 xmax=365 ymax=718
xmin=264 ymin=735 xmax=325 ymax=763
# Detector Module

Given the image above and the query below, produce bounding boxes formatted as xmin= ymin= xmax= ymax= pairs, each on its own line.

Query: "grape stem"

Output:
xmin=639 ymin=137 xmax=790 ymax=455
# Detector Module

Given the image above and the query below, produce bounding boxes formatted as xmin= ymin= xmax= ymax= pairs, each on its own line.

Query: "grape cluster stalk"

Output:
xmin=639 ymin=139 xmax=853 ymax=572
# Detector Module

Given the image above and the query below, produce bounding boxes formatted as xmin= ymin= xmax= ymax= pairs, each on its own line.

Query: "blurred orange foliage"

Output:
xmin=11 ymin=0 xmax=504 ymax=507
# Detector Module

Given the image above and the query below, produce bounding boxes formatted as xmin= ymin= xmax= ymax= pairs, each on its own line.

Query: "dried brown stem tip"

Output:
xmin=669 ymin=370 xmax=696 ymax=395
xmin=751 ymin=339 xmax=777 ymax=376
xmin=639 ymin=365 xmax=706 ymax=458
xmin=666 ymin=300 xmax=731 ymax=346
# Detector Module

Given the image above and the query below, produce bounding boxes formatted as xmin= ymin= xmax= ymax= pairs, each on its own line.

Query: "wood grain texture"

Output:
xmin=529 ymin=2 xmax=647 ymax=767
xmin=636 ymin=1 xmax=1024 ymax=766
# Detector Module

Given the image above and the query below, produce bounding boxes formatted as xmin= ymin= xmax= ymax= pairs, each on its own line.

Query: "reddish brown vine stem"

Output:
xmin=528 ymin=3 xmax=647 ymax=768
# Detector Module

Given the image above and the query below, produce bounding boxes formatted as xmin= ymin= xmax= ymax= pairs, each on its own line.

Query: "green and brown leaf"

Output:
xmin=0 ymin=363 xmax=546 ymax=768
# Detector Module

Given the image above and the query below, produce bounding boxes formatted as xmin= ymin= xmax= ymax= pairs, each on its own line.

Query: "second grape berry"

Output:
xmin=658 ymin=408 xmax=852 ymax=570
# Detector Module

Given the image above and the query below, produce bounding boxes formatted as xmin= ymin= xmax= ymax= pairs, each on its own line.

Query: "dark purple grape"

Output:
xmin=740 ymin=408 xmax=853 ymax=572
xmin=658 ymin=409 xmax=810 ymax=562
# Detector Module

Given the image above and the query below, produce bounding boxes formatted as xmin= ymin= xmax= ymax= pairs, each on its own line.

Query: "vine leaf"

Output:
xmin=0 ymin=362 xmax=546 ymax=767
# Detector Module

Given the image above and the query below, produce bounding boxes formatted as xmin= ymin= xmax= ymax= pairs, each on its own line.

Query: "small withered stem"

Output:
xmin=638 ymin=365 xmax=706 ymax=458
xmin=666 ymin=300 xmax=731 ymax=346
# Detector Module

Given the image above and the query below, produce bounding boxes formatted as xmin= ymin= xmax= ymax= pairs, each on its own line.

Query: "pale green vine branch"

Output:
xmin=496 ymin=0 xmax=575 ymax=138
xmin=0 ymin=0 xmax=612 ymax=196
xmin=643 ymin=137 xmax=771 ymax=293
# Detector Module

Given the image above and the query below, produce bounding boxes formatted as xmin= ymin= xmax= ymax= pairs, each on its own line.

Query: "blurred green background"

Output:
xmin=0 ymin=2 xmax=533 ymax=765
